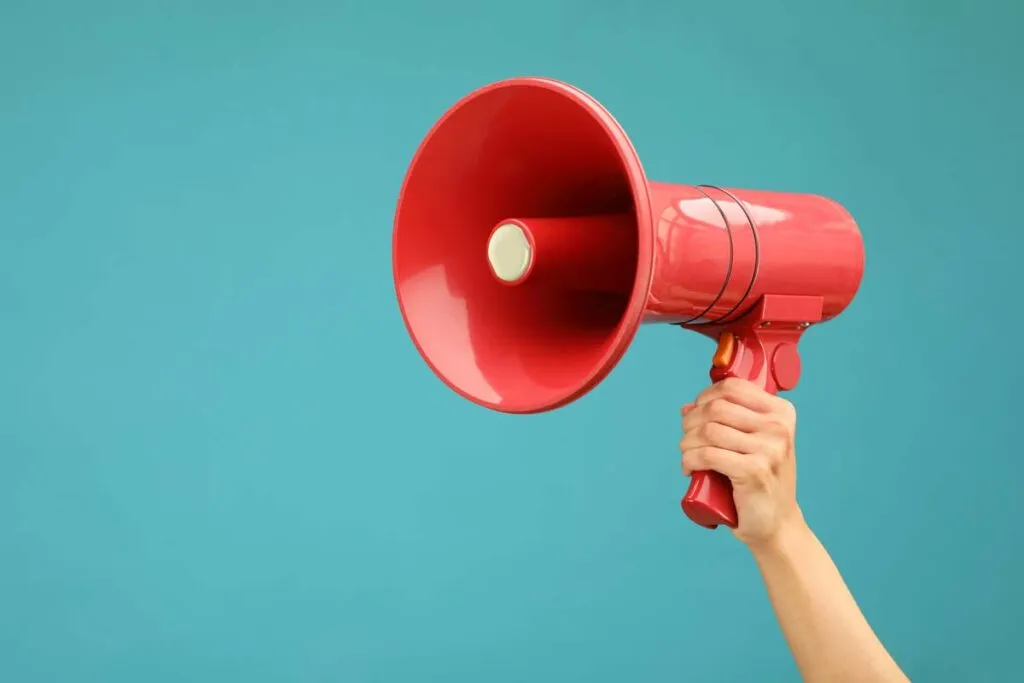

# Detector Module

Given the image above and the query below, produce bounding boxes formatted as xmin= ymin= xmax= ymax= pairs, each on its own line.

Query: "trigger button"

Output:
xmin=713 ymin=331 xmax=735 ymax=369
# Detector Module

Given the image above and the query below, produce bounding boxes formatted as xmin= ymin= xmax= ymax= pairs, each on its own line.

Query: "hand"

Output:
xmin=680 ymin=378 xmax=803 ymax=547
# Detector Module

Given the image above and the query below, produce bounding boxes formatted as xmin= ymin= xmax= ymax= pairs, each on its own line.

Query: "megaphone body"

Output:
xmin=393 ymin=77 xmax=864 ymax=530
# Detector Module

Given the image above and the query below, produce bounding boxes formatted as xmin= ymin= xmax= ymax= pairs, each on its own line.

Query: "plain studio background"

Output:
xmin=1 ymin=0 xmax=1021 ymax=681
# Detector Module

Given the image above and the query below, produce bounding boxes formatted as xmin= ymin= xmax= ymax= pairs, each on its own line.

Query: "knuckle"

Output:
xmin=766 ymin=418 xmax=793 ymax=438
xmin=682 ymin=448 xmax=704 ymax=473
xmin=777 ymin=398 xmax=797 ymax=423
xmin=763 ymin=425 xmax=793 ymax=462
xmin=748 ymin=456 xmax=773 ymax=483
xmin=702 ymin=422 xmax=725 ymax=442
xmin=707 ymin=398 xmax=731 ymax=420
xmin=765 ymin=441 xmax=787 ymax=464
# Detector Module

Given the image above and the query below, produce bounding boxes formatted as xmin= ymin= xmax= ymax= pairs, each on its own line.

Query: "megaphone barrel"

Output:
xmin=393 ymin=77 xmax=863 ymax=529
xmin=646 ymin=182 xmax=863 ymax=326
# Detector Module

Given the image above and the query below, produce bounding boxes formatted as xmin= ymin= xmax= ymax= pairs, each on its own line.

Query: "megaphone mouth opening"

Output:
xmin=393 ymin=77 xmax=654 ymax=413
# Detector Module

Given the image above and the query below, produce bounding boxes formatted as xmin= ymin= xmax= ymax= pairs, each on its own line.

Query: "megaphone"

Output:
xmin=393 ymin=77 xmax=864 ymax=530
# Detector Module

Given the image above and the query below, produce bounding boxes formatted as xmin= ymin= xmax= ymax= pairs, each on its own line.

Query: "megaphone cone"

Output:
xmin=393 ymin=77 xmax=864 ymax=530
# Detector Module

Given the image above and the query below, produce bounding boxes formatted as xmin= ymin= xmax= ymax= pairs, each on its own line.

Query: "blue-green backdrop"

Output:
xmin=2 ymin=1 xmax=1021 ymax=681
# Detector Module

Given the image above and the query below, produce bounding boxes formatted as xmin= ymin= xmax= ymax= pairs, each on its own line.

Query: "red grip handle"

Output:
xmin=680 ymin=326 xmax=801 ymax=529
xmin=682 ymin=469 xmax=737 ymax=529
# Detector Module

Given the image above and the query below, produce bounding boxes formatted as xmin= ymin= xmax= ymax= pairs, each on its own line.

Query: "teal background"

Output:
xmin=1 ymin=0 xmax=1021 ymax=680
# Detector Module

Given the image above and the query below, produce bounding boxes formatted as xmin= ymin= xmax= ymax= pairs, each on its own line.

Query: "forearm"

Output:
xmin=750 ymin=515 xmax=909 ymax=683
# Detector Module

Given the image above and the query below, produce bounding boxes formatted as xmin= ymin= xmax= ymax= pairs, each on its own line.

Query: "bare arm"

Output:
xmin=680 ymin=378 xmax=908 ymax=683
xmin=750 ymin=517 xmax=908 ymax=683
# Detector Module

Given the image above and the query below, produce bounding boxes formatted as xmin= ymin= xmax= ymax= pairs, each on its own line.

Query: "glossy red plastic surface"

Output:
xmin=646 ymin=184 xmax=863 ymax=326
xmin=393 ymin=77 xmax=651 ymax=413
xmin=393 ymin=77 xmax=865 ymax=527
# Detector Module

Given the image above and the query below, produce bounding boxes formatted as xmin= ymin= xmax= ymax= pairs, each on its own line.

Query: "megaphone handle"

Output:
xmin=682 ymin=469 xmax=738 ymax=530
xmin=681 ymin=326 xmax=803 ymax=530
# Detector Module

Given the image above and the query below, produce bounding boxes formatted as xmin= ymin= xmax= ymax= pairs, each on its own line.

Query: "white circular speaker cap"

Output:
xmin=487 ymin=223 xmax=532 ymax=283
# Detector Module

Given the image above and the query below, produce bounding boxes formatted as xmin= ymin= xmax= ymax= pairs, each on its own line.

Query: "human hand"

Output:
xmin=680 ymin=378 xmax=804 ymax=547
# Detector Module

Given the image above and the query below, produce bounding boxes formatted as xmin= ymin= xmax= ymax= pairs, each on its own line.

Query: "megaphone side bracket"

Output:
xmin=710 ymin=293 xmax=825 ymax=392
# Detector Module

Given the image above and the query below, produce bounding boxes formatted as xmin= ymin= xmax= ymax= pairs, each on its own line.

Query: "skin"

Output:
xmin=680 ymin=378 xmax=910 ymax=683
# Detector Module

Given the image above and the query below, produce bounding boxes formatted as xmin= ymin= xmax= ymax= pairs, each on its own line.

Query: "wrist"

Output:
xmin=746 ymin=509 xmax=813 ymax=562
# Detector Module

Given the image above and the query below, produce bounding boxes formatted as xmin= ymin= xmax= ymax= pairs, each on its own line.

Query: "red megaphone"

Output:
xmin=392 ymin=77 xmax=864 ymax=530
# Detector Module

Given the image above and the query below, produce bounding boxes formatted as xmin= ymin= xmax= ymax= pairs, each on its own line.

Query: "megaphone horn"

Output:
xmin=392 ymin=77 xmax=865 ymax=530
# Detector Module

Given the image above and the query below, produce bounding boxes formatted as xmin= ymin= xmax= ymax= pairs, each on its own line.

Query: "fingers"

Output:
xmin=682 ymin=446 xmax=774 ymax=488
xmin=680 ymin=420 xmax=761 ymax=454
xmin=681 ymin=446 xmax=746 ymax=477
xmin=683 ymin=396 xmax=764 ymax=434
xmin=693 ymin=377 xmax=793 ymax=418
xmin=678 ymin=378 xmax=796 ymax=488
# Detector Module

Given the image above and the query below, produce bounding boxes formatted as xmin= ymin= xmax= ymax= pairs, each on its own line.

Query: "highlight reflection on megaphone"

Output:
xmin=392 ymin=77 xmax=864 ymax=530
